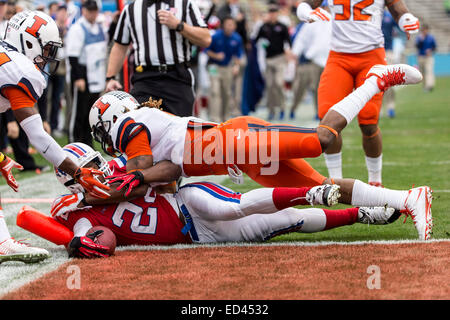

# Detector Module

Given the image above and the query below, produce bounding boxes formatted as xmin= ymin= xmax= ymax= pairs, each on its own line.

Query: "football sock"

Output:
xmin=351 ymin=179 xmax=408 ymax=210
xmin=365 ymin=155 xmax=383 ymax=184
xmin=324 ymin=152 xmax=343 ymax=179
xmin=330 ymin=76 xmax=380 ymax=125
xmin=0 ymin=210 xmax=11 ymax=243
xmin=272 ymin=187 xmax=311 ymax=210
xmin=323 ymin=207 xmax=359 ymax=230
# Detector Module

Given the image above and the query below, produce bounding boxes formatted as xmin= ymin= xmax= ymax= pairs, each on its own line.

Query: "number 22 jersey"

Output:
xmin=55 ymin=157 xmax=192 ymax=245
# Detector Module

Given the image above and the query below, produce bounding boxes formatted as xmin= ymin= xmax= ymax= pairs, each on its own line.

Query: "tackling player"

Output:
xmin=87 ymin=62 xmax=431 ymax=240
xmin=0 ymin=11 xmax=109 ymax=264
xmin=296 ymin=0 xmax=420 ymax=186
xmin=25 ymin=143 xmax=402 ymax=258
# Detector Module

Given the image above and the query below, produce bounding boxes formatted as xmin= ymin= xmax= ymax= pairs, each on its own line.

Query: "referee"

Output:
xmin=106 ymin=0 xmax=211 ymax=117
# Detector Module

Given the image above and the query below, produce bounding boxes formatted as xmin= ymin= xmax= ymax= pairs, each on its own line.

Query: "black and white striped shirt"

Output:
xmin=114 ymin=0 xmax=207 ymax=66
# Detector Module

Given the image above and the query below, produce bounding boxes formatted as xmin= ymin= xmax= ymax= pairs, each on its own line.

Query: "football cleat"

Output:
xmin=366 ymin=64 xmax=423 ymax=92
xmin=306 ymin=184 xmax=341 ymax=207
xmin=357 ymin=206 xmax=401 ymax=225
xmin=401 ymin=186 xmax=433 ymax=240
xmin=0 ymin=238 xmax=50 ymax=264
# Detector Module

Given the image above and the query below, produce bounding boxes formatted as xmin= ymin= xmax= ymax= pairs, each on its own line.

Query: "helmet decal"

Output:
xmin=4 ymin=10 xmax=62 ymax=76
xmin=63 ymin=144 xmax=88 ymax=159
xmin=25 ymin=15 xmax=48 ymax=38
xmin=93 ymin=99 xmax=111 ymax=116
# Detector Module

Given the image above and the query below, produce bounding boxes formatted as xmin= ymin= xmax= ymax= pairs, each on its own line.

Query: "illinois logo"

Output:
xmin=94 ymin=99 xmax=111 ymax=115
xmin=25 ymin=15 xmax=48 ymax=37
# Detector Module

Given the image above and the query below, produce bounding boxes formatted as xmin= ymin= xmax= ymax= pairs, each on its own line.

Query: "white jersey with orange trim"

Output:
xmin=328 ymin=0 xmax=385 ymax=53
xmin=0 ymin=42 xmax=46 ymax=112
xmin=110 ymin=107 xmax=210 ymax=173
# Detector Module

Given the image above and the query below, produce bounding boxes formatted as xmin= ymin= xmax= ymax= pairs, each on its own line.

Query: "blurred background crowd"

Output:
xmin=0 ymin=0 xmax=448 ymax=174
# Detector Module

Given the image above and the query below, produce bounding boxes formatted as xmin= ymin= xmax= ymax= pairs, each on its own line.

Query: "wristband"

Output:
xmin=176 ymin=22 xmax=184 ymax=32
xmin=106 ymin=76 xmax=115 ymax=82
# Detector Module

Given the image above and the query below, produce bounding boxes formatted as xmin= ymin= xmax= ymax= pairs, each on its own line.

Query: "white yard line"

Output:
xmin=117 ymin=238 xmax=450 ymax=252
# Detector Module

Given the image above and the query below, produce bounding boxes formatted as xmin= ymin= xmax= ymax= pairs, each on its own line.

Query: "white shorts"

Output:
xmin=175 ymin=182 xmax=326 ymax=243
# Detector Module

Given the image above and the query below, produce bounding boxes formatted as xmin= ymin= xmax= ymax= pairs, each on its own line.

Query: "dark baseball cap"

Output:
xmin=82 ymin=0 xmax=99 ymax=11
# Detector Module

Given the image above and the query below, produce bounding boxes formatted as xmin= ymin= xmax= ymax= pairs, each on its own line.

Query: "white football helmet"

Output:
xmin=3 ymin=10 xmax=62 ymax=75
xmin=89 ymin=91 xmax=140 ymax=156
xmin=55 ymin=143 xmax=111 ymax=194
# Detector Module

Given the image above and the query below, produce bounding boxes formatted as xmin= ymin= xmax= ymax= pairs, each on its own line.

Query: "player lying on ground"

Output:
xmin=35 ymin=143 xmax=403 ymax=258
xmin=87 ymin=64 xmax=432 ymax=240
xmin=0 ymin=11 xmax=110 ymax=264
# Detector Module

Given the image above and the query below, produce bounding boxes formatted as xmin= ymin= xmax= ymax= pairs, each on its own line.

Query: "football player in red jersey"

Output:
xmin=27 ymin=142 xmax=407 ymax=258
xmin=0 ymin=11 xmax=109 ymax=264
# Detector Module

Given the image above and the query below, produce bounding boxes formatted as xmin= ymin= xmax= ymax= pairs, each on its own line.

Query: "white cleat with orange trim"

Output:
xmin=366 ymin=64 xmax=423 ymax=92
xmin=402 ymin=186 xmax=433 ymax=240
xmin=0 ymin=238 xmax=50 ymax=264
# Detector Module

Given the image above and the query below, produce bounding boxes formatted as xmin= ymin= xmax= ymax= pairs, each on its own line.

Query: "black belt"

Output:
xmin=136 ymin=62 xmax=191 ymax=73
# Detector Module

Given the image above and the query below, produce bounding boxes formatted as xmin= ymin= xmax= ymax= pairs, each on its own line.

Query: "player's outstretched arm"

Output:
xmin=51 ymin=174 xmax=157 ymax=218
xmin=11 ymin=103 xmax=110 ymax=199
xmin=106 ymin=160 xmax=182 ymax=197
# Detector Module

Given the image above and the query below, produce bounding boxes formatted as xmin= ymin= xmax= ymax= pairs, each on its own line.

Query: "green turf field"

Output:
xmin=2 ymin=77 xmax=449 ymax=243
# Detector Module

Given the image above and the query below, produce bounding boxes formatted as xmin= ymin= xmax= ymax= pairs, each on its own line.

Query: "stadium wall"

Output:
xmin=407 ymin=53 xmax=450 ymax=76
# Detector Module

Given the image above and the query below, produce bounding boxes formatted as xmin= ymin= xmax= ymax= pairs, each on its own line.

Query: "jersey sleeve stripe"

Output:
xmin=116 ymin=117 xmax=134 ymax=152
xmin=17 ymin=77 xmax=39 ymax=102
xmin=116 ymin=117 xmax=152 ymax=154
xmin=120 ymin=123 xmax=151 ymax=154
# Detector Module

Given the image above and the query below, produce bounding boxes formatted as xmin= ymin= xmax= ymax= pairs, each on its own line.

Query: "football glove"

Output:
xmin=67 ymin=230 xmax=110 ymax=258
xmin=0 ymin=154 xmax=23 ymax=192
xmin=74 ymin=167 xmax=111 ymax=199
xmin=51 ymin=192 xmax=92 ymax=217
xmin=399 ymin=13 xmax=420 ymax=36
xmin=296 ymin=2 xmax=331 ymax=23
xmin=106 ymin=170 xmax=145 ymax=197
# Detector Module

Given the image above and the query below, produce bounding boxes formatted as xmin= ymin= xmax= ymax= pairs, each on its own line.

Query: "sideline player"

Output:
xmin=0 ymin=11 xmax=109 ymax=264
xmin=87 ymin=63 xmax=431 ymax=240
xmin=25 ymin=143 xmax=402 ymax=258
xmin=296 ymin=0 xmax=420 ymax=186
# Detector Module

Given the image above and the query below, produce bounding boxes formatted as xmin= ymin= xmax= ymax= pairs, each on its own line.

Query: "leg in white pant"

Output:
xmin=176 ymin=183 xmax=327 ymax=242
